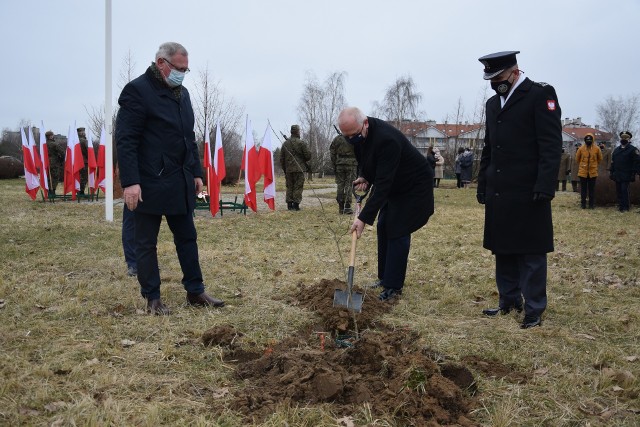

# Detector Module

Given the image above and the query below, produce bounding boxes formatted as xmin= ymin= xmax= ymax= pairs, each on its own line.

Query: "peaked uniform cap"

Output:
xmin=478 ymin=51 xmax=520 ymax=80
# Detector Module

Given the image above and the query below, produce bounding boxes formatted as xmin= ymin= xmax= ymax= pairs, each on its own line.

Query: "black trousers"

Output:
xmin=134 ymin=211 xmax=204 ymax=300
xmin=615 ymin=181 xmax=631 ymax=211
xmin=495 ymin=253 xmax=547 ymax=317
xmin=122 ymin=205 xmax=136 ymax=269
xmin=455 ymin=173 xmax=462 ymax=188
xmin=580 ymin=177 xmax=596 ymax=207
xmin=376 ymin=205 xmax=411 ymax=290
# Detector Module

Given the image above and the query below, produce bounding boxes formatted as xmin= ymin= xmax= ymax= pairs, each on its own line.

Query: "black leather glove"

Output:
xmin=533 ymin=192 xmax=553 ymax=202
xmin=476 ymin=193 xmax=485 ymax=204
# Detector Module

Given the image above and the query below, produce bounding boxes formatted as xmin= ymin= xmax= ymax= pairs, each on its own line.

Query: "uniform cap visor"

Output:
xmin=483 ymin=68 xmax=505 ymax=80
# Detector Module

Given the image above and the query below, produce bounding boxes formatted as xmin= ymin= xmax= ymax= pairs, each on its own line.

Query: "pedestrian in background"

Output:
xmin=610 ymin=131 xmax=640 ymax=212
xmin=557 ymin=148 xmax=571 ymax=191
xmin=570 ymin=143 xmax=580 ymax=192
xmin=433 ymin=147 xmax=444 ymax=188
xmin=454 ymin=146 xmax=465 ymax=188
xmin=576 ymin=133 xmax=602 ymax=209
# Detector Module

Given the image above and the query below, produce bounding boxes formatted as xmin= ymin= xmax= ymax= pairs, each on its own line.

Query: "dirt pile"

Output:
xmin=201 ymin=280 xmax=490 ymax=425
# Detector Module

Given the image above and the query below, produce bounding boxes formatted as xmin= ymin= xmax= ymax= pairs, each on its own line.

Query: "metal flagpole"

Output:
xmin=104 ymin=0 xmax=114 ymax=221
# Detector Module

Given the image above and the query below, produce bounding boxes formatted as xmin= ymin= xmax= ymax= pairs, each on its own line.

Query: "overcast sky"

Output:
xmin=3 ymin=0 xmax=639 ymax=144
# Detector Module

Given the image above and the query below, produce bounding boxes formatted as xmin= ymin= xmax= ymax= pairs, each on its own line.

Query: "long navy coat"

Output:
xmin=116 ymin=67 xmax=202 ymax=216
xmin=477 ymin=78 xmax=562 ymax=254
xmin=355 ymin=117 xmax=434 ymax=239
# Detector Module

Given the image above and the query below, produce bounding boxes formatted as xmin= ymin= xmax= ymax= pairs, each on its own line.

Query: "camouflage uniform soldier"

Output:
xmin=46 ymin=131 xmax=66 ymax=194
xmin=280 ymin=124 xmax=311 ymax=211
xmin=77 ymin=127 xmax=89 ymax=193
xmin=330 ymin=134 xmax=357 ymax=214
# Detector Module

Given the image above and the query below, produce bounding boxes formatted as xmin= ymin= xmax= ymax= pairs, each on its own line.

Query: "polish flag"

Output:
xmin=214 ymin=120 xmax=226 ymax=183
xmin=87 ymin=129 xmax=98 ymax=194
xmin=96 ymin=125 xmax=106 ymax=191
xmin=242 ymin=118 xmax=259 ymax=212
xmin=64 ymin=124 xmax=83 ymax=200
xmin=21 ymin=127 xmax=40 ymax=200
xmin=28 ymin=126 xmax=42 ymax=174
xmin=259 ymin=126 xmax=276 ymax=210
xmin=38 ymin=121 xmax=50 ymax=199
xmin=203 ymin=117 xmax=219 ymax=217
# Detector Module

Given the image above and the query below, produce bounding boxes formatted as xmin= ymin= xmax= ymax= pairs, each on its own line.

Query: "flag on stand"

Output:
xmin=38 ymin=121 xmax=50 ymax=199
xmin=214 ymin=120 xmax=226 ymax=183
xmin=21 ymin=127 xmax=40 ymax=200
xmin=241 ymin=118 xmax=260 ymax=212
xmin=64 ymin=124 xmax=83 ymax=200
xmin=87 ymin=129 xmax=98 ymax=194
xmin=202 ymin=117 xmax=219 ymax=217
xmin=96 ymin=125 xmax=106 ymax=191
xmin=259 ymin=126 xmax=276 ymax=210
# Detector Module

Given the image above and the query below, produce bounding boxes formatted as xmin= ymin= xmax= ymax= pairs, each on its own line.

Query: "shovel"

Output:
xmin=333 ymin=186 xmax=369 ymax=312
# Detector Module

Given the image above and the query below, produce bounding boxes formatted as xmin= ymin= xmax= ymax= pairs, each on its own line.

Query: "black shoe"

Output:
xmin=147 ymin=299 xmax=171 ymax=315
xmin=365 ymin=279 xmax=383 ymax=289
xmin=293 ymin=202 xmax=301 ymax=211
xmin=186 ymin=292 xmax=225 ymax=308
xmin=520 ymin=315 xmax=542 ymax=329
xmin=287 ymin=202 xmax=293 ymax=211
xmin=127 ymin=266 xmax=137 ymax=277
xmin=482 ymin=305 xmax=523 ymax=316
xmin=378 ymin=288 xmax=402 ymax=301
xmin=343 ymin=203 xmax=353 ymax=214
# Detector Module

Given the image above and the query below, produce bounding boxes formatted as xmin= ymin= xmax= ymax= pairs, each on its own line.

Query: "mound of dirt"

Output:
xmin=291 ymin=278 xmax=394 ymax=333
xmin=231 ymin=331 xmax=478 ymax=426
xmin=209 ymin=280 xmax=480 ymax=425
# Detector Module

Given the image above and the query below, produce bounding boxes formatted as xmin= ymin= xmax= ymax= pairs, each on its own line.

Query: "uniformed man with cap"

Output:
xmin=609 ymin=131 xmax=640 ymax=212
xmin=45 ymin=131 xmax=66 ymax=194
xmin=476 ymin=51 xmax=562 ymax=329
xmin=280 ymin=124 xmax=311 ymax=211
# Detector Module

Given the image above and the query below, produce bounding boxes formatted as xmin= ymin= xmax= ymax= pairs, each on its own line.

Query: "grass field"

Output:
xmin=0 ymin=178 xmax=638 ymax=426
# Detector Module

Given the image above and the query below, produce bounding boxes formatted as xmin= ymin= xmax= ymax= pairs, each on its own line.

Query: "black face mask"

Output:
xmin=348 ymin=134 xmax=363 ymax=145
xmin=491 ymin=79 xmax=513 ymax=96
xmin=621 ymin=139 xmax=629 ymax=146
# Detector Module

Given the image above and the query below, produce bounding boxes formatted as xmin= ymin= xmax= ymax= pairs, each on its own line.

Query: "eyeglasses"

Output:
xmin=162 ymin=57 xmax=190 ymax=74
xmin=344 ymin=123 xmax=364 ymax=139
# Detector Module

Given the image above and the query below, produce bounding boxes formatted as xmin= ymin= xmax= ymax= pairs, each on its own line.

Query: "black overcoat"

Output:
xmin=355 ymin=117 xmax=434 ymax=239
xmin=477 ymin=78 xmax=562 ymax=254
xmin=116 ymin=67 xmax=202 ymax=216
xmin=610 ymin=144 xmax=640 ymax=182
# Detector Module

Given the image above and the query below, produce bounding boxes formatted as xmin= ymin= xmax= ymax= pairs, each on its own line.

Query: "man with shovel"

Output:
xmin=337 ymin=107 xmax=434 ymax=301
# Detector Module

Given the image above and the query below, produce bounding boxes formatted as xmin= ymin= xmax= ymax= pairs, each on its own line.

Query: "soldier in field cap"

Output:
xmin=280 ymin=124 xmax=311 ymax=210
xmin=476 ymin=50 xmax=562 ymax=329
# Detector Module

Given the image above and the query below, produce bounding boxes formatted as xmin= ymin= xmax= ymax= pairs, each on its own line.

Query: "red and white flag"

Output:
xmin=214 ymin=120 xmax=226 ymax=183
xmin=87 ymin=129 xmax=98 ymax=194
xmin=202 ymin=117 xmax=219 ymax=217
xmin=21 ymin=127 xmax=40 ymax=200
xmin=38 ymin=121 xmax=50 ymax=199
xmin=96 ymin=125 xmax=106 ymax=191
xmin=241 ymin=118 xmax=260 ymax=212
xmin=259 ymin=126 xmax=276 ymax=210
xmin=64 ymin=124 xmax=83 ymax=200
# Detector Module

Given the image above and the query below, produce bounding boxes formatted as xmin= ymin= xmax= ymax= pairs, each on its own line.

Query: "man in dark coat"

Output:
xmin=609 ymin=131 xmax=640 ymax=212
xmin=116 ymin=42 xmax=224 ymax=315
xmin=338 ymin=107 xmax=434 ymax=301
xmin=476 ymin=51 xmax=562 ymax=329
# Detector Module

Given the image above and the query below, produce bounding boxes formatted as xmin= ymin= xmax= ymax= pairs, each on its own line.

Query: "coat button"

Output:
xmin=496 ymin=145 xmax=501 ymax=149
xmin=497 ymin=169 xmax=501 ymax=173
xmin=495 ymin=193 xmax=500 ymax=196
xmin=497 ymin=120 xmax=502 ymax=124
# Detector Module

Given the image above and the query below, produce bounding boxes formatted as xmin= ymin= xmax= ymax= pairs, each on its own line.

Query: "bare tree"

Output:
xmin=378 ymin=75 xmax=424 ymax=129
xmin=596 ymin=94 xmax=640 ymax=141
xmin=118 ymin=49 xmax=137 ymax=92
xmin=192 ymin=64 xmax=245 ymax=184
xmin=297 ymin=70 xmax=347 ymax=176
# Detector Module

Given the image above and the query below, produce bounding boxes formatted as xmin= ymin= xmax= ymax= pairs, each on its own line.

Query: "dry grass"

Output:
xmin=0 ymin=178 xmax=638 ymax=426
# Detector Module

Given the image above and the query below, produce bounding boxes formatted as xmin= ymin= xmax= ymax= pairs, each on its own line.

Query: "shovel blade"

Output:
xmin=333 ymin=289 xmax=364 ymax=313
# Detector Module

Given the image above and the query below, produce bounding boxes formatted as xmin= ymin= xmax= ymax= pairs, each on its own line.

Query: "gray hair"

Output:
xmin=338 ymin=107 xmax=367 ymax=126
xmin=155 ymin=42 xmax=188 ymax=60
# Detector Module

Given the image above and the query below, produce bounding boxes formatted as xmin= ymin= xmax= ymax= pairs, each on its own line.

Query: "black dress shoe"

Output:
xmin=147 ymin=299 xmax=171 ymax=315
xmin=482 ymin=305 xmax=523 ymax=316
xmin=520 ymin=315 xmax=542 ymax=329
xmin=378 ymin=288 xmax=402 ymax=301
xmin=187 ymin=292 xmax=225 ymax=308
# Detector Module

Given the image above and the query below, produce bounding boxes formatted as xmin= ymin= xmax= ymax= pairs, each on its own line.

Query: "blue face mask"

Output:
xmin=166 ymin=69 xmax=185 ymax=87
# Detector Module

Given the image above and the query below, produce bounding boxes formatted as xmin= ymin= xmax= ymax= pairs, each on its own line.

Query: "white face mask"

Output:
xmin=166 ymin=69 xmax=185 ymax=87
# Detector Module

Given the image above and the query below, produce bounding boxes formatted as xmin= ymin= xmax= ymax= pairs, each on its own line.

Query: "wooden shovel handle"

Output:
xmin=349 ymin=229 xmax=357 ymax=268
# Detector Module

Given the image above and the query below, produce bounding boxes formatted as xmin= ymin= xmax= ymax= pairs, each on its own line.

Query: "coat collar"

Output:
xmin=488 ymin=77 xmax=533 ymax=116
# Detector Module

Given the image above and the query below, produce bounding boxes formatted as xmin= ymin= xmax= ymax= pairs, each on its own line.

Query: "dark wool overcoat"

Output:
xmin=116 ymin=67 xmax=202 ymax=215
xmin=477 ymin=78 xmax=562 ymax=254
xmin=355 ymin=117 xmax=434 ymax=239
